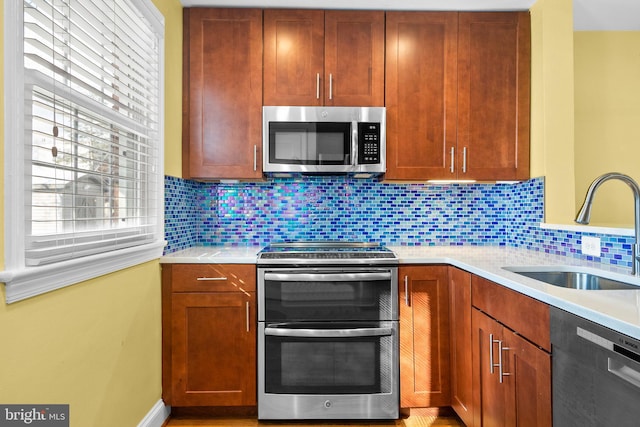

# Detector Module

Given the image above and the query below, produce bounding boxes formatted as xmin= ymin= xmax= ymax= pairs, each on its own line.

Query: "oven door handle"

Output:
xmin=264 ymin=326 xmax=393 ymax=338
xmin=263 ymin=272 xmax=391 ymax=282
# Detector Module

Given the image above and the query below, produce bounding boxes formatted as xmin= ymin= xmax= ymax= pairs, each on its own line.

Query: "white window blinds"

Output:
xmin=22 ymin=0 xmax=163 ymax=266
xmin=1 ymin=0 xmax=163 ymax=301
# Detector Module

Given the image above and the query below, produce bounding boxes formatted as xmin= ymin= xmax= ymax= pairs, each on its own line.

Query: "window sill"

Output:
xmin=0 ymin=241 xmax=166 ymax=303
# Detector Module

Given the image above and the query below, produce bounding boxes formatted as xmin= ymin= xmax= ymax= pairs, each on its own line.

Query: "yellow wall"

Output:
xmin=529 ymin=0 xmax=576 ymax=224
xmin=162 ymin=0 xmax=184 ymax=178
xmin=574 ymin=31 xmax=640 ymax=227
xmin=0 ymin=1 xmax=183 ymax=426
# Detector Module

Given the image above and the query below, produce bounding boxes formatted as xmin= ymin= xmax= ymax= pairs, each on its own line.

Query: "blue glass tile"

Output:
xmin=162 ymin=175 xmax=636 ymax=268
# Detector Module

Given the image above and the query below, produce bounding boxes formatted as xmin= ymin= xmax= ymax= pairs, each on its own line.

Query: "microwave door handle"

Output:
xmin=352 ymin=121 xmax=358 ymax=166
xmin=265 ymin=326 xmax=393 ymax=338
xmin=263 ymin=272 xmax=392 ymax=282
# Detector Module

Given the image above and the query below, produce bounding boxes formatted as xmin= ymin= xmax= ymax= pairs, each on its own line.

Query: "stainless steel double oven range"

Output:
xmin=257 ymin=242 xmax=399 ymax=420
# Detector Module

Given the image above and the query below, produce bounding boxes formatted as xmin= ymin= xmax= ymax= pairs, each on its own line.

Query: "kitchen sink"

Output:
xmin=503 ymin=266 xmax=640 ymax=290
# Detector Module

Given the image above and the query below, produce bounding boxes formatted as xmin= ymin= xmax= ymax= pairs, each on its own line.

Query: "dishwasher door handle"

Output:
xmin=608 ymin=358 xmax=640 ymax=389
xmin=265 ymin=326 xmax=393 ymax=338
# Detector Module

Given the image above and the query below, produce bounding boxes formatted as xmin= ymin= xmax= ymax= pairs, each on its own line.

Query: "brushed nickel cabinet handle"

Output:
xmin=246 ymin=301 xmax=250 ymax=332
xmin=253 ymin=144 xmax=257 ymax=171
xmin=196 ymin=277 xmax=227 ymax=281
xmin=498 ymin=341 xmax=511 ymax=383
xmin=489 ymin=333 xmax=496 ymax=373
xmin=316 ymin=73 xmax=320 ymax=99
xmin=329 ymin=73 xmax=333 ymax=100
xmin=462 ymin=147 xmax=468 ymax=174
xmin=404 ymin=275 xmax=410 ymax=307
xmin=450 ymin=147 xmax=455 ymax=173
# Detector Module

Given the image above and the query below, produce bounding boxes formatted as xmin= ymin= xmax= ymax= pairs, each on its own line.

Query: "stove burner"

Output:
xmin=259 ymin=252 xmax=396 ymax=260
xmin=257 ymin=241 xmax=398 ymax=265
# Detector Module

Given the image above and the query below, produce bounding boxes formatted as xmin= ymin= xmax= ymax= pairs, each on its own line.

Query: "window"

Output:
xmin=2 ymin=0 xmax=165 ymax=302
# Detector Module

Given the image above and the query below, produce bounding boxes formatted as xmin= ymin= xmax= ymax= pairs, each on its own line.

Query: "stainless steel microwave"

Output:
xmin=262 ymin=106 xmax=386 ymax=177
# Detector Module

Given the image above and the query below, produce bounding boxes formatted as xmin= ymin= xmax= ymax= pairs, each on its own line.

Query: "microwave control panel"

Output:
xmin=357 ymin=122 xmax=381 ymax=164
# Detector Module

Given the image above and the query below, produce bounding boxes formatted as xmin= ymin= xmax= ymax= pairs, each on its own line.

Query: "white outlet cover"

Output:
xmin=582 ymin=236 xmax=601 ymax=257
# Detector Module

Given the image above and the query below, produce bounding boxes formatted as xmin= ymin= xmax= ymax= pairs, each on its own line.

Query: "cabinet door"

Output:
xmin=472 ymin=307 xmax=552 ymax=427
xmin=171 ymin=292 xmax=256 ymax=406
xmin=457 ymin=12 xmax=530 ymax=181
xmin=503 ymin=330 xmax=552 ymax=427
xmin=324 ymin=11 xmax=385 ymax=106
xmin=263 ymin=9 xmax=324 ymax=106
xmin=399 ymin=266 xmax=451 ymax=408
xmin=183 ymin=8 xmax=263 ymax=179
xmin=472 ymin=308 xmax=509 ymax=427
xmin=449 ymin=267 xmax=473 ymax=425
xmin=385 ymin=12 xmax=458 ymax=180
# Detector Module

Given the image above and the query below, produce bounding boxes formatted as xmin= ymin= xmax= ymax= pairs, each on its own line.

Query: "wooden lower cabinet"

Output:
xmin=471 ymin=280 xmax=551 ymax=427
xmin=162 ymin=264 xmax=256 ymax=407
xmin=399 ymin=266 xmax=451 ymax=408
xmin=449 ymin=267 xmax=473 ymax=425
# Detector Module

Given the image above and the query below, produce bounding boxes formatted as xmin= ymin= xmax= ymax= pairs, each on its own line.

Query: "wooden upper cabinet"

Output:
xmin=457 ymin=12 xmax=531 ymax=181
xmin=182 ymin=8 xmax=263 ymax=179
xmin=385 ymin=11 xmax=530 ymax=181
xmin=263 ymin=9 xmax=324 ymax=106
xmin=385 ymin=12 xmax=458 ymax=180
xmin=263 ymin=9 xmax=385 ymax=106
xmin=324 ymin=11 xmax=385 ymax=106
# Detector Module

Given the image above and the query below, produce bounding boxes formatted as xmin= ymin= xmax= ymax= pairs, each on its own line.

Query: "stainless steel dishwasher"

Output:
xmin=551 ymin=307 xmax=640 ymax=426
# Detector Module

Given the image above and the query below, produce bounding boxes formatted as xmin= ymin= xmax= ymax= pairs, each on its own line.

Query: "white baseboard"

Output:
xmin=138 ymin=400 xmax=171 ymax=427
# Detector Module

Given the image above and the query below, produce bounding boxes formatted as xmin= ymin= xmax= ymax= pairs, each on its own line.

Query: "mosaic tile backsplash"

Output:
xmin=164 ymin=175 xmax=636 ymax=269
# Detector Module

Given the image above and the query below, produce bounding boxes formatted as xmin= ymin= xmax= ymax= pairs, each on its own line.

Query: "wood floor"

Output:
xmin=165 ymin=414 xmax=465 ymax=427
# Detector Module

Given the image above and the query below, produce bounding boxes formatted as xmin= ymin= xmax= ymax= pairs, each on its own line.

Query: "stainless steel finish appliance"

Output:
xmin=552 ymin=307 xmax=640 ymax=426
xmin=257 ymin=242 xmax=399 ymax=420
xmin=262 ymin=106 xmax=386 ymax=177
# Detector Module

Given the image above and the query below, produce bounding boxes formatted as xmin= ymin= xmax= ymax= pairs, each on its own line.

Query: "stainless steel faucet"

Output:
xmin=575 ymin=172 xmax=640 ymax=276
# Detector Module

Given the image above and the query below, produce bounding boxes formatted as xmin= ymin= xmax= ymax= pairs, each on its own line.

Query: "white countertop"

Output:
xmin=161 ymin=245 xmax=640 ymax=340
xmin=160 ymin=245 xmax=263 ymax=264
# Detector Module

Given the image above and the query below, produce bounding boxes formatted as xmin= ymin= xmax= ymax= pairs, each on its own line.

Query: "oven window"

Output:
xmin=263 ymin=273 xmax=393 ymax=322
xmin=265 ymin=330 xmax=393 ymax=395
xmin=269 ymin=122 xmax=351 ymax=165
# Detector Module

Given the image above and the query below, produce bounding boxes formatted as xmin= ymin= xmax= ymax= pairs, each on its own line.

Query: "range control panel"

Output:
xmin=357 ymin=122 xmax=381 ymax=164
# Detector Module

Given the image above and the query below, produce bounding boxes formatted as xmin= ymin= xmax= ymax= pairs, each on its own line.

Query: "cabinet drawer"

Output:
xmin=471 ymin=275 xmax=550 ymax=351
xmin=170 ymin=264 xmax=256 ymax=293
